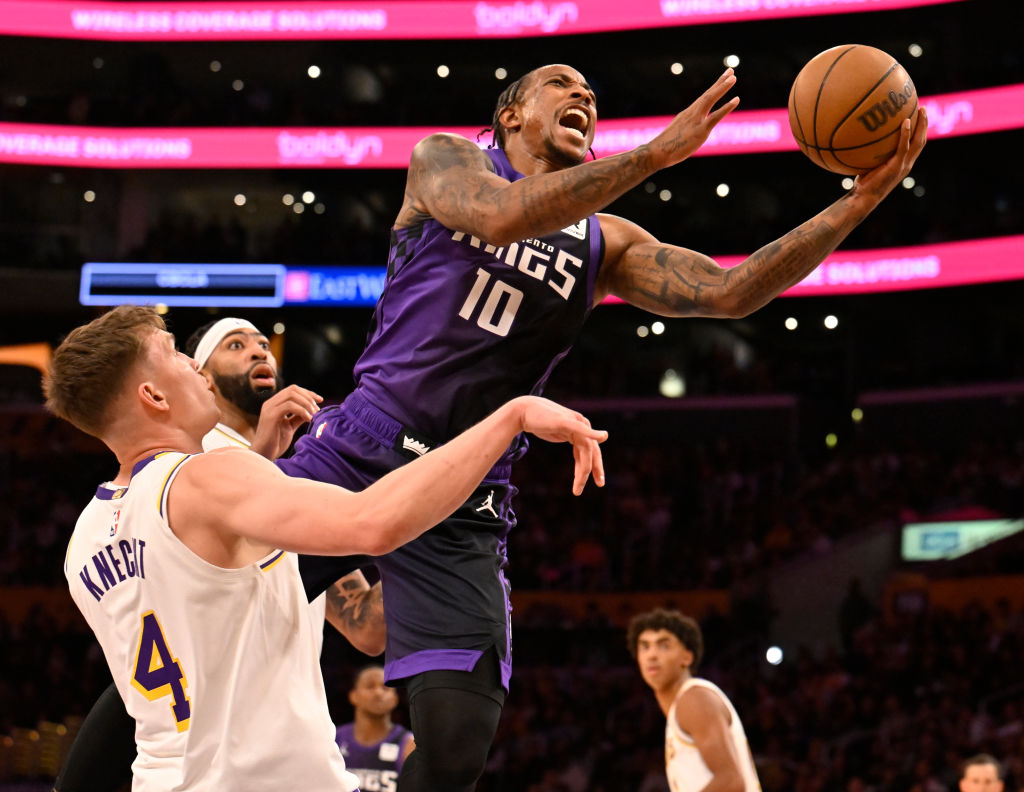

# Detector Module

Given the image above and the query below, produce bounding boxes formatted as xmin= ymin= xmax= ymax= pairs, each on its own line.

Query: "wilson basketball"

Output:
xmin=788 ymin=44 xmax=918 ymax=175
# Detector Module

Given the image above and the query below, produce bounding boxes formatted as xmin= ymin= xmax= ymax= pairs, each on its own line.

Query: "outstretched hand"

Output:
xmin=251 ymin=384 xmax=323 ymax=460
xmin=647 ymin=68 xmax=740 ymax=170
xmin=853 ymin=107 xmax=928 ymax=201
xmin=515 ymin=396 xmax=608 ymax=496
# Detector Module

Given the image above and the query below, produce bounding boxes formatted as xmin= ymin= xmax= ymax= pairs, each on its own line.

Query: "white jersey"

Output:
xmin=665 ymin=678 xmax=761 ymax=792
xmin=201 ymin=422 xmax=250 ymax=451
xmin=64 ymin=451 xmax=358 ymax=792
xmin=202 ymin=422 xmax=328 ymax=656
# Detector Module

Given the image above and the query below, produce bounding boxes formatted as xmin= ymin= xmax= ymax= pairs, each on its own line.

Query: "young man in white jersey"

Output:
xmin=46 ymin=304 xmax=606 ymax=792
xmin=628 ymin=608 xmax=761 ymax=792
xmin=53 ymin=315 xmax=386 ymax=792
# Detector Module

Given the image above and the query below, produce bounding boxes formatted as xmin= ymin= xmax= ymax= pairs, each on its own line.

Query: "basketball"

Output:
xmin=788 ymin=44 xmax=918 ymax=175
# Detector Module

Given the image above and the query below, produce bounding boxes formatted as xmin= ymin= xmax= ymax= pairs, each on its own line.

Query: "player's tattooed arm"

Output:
xmin=324 ymin=571 xmax=385 ymax=656
xmin=608 ymin=222 xmax=841 ymax=318
xmin=597 ymin=191 xmax=875 ymax=318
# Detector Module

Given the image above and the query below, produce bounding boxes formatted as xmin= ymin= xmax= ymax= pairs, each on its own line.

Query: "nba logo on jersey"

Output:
xmin=109 ymin=508 xmax=121 ymax=537
xmin=560 ymin=219 xmax=587 ymax=240
xmin=316 ymin=422 xmax=327 ymax=439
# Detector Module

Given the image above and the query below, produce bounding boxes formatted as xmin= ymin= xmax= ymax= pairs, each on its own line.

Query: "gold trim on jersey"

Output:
xmin=209 ymin=426 xmax=251 ymax=448
xmin=260 ymin=550 xmax=287 ymax=571
xmin=157 ymin=454 xmax=191 ymax=518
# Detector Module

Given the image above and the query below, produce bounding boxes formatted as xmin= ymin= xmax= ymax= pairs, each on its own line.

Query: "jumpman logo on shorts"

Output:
xmin=476 ymin=490 xmax=498 ymax=518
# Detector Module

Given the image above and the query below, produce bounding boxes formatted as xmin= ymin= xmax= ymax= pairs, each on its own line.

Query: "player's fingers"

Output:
xmin=706 ymin=96 xmax=740 ymax=128
xmin=591 ymin=440 xmax=606 ymax=488
xmin=571 ymin=439 xmax=592 ymax=496
xmin=700 ymin=68 xmax=736 ymax=107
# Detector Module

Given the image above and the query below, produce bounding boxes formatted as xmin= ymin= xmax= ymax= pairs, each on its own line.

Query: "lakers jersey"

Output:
xmin=201 ymin=422 xmax=249 ymax=451
xmin=665 ymin=678 xmax=761 ymax=792
xmin=63 ymin=451 xmax=358 ymax=792
xmin=201 ymin=423 xmax=328 ymax=657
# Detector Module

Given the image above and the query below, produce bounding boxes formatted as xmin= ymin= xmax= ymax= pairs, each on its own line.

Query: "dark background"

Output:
xmin=3 ymin=1 xmax=1024 ymax=790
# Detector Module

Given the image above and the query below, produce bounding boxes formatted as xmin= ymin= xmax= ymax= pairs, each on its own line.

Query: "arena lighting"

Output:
xmin=77 ymin=234 xmax=1024 ymax=308
xmin=0 ymin=0 xmax=965 ymax=41
xmin=0 ymin=82 xmax=1016 ymax=168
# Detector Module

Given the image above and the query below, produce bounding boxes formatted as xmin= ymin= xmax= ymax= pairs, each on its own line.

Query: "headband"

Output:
xmin=192 ymin=317 xmax=259 ymax=369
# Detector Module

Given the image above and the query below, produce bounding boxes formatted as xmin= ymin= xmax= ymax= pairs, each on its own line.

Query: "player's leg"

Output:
xmin=397 ymin=647 xmax=505 ymax=792
xmin=53 ymin=682 xmax=134 ymax=792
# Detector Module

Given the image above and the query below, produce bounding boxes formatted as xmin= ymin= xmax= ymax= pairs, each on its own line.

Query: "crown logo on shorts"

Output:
xmin=402 ymin=436 xmax=431 ymax=456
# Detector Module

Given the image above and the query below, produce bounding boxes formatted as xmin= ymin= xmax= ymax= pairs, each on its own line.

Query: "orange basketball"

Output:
xmin=788 ymin=44 xmax=918 ymax=175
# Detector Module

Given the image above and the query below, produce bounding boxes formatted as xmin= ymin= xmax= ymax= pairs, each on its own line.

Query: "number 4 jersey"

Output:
xmin=354 ymin=146 xmax=604 ymax=446
xmin=63 ymin=451 xmax=359 ymax=792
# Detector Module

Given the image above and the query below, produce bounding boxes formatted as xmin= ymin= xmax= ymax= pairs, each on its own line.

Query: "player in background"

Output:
xmin=47 ymin=305 xmax=606 ymax=791
xmin=628 ymin=608 xmax=761 ymax=792
xmin=960 ymin=755 xmax=1004 ymax=792
xmin=336 ymin=664 xmax=416 ymax=792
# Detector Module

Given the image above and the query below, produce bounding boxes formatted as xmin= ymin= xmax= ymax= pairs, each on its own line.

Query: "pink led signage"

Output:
xmin=0 ymin=83 xmax=1017 ymax=169
xmin=753 ymin=235 xmax=1024 ymax=297
xmin=0 ymin=0 xmax=963 ymax=40
xmin=598 ymin=235 xmax=1024 ymax=301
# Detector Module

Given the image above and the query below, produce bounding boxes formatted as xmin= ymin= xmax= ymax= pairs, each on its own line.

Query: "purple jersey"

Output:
xmin=280 ymin=145 xmax=605 ymax=689
xmin=354 ymin=147 xmax=604 ymax=446
xmin=335 ymin=722 xmax=411 ymax=792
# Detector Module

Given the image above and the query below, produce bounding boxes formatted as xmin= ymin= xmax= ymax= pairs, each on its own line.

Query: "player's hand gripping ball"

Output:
xmin=788 ymin=44 xmax=918 ymax=175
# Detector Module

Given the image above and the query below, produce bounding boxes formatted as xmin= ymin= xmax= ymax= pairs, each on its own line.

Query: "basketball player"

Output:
xmin=269 ymin=62 xmax=926 ymax=791
xmin=960 ymin=755 xmax=1004 ymax=792
xmin=183 ymin=316 xmax=385 ymax=653
xmin=336 ymin=664 xmax=416 ymax=792
xmin=47 ymin=305 xmax=605 ymax=791
xmin=52 ymin=315 xmax=385 ymax=792
xmin=628 ymin=608 xmax=760 ymax=792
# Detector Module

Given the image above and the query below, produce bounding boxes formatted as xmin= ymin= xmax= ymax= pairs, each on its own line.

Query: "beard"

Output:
xmin=211 ymin=368 xmax=285 ymax=419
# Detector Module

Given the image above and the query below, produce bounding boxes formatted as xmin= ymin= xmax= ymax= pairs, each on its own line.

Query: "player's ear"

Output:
xmin=498 ymin=103 xmax=522 ymax=136
xmin=680 ymin=647 xmax=694 ymax=670
xmin=138 ymin=380 xmax=168 ymax=412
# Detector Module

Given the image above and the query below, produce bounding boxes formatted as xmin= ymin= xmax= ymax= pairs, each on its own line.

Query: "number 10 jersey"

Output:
xmin=353 ymin=147 xmax=605 ymax=449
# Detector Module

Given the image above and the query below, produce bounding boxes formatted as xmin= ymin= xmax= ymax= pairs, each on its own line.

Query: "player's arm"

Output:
xmin=674 ymin=687 xmax=747 ymax=792
xmin=324 ymin=572 xmax=385 ymax=656
xmin=400 ymin=71 xmax=739 ymax=247
xmin=594 ymin=109 xmax=928 ymax=318
xmin=170 ymin=395 xmax=606 ymax=558
xmin=401 ymin=732 xmax=417 ymax=762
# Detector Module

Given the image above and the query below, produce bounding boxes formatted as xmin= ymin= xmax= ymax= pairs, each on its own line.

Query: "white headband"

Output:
xmin=192 ymin=317 xmax=259 ymax=369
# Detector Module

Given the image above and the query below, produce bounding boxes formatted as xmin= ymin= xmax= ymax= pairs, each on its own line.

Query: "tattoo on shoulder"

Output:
xmin=422 ymin=135 xmax=491 ymax=175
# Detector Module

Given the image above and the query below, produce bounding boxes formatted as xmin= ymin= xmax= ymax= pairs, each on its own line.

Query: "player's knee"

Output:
xmin=430 ymin=751 xmax=487 ymax=790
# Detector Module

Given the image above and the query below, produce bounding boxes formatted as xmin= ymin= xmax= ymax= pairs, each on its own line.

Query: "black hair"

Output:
xmin=477 ymin=72 xmax=531 ymax=150
xmin=184 ymin=319 xmax=219 ymax=359
xmin=626 ymin=608 xmax=704 ymax=672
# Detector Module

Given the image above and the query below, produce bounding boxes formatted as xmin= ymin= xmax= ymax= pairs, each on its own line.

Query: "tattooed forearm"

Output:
xmin=613 ymin=195 xmax=865 ymax=318
xmin=325 ymin=576 xmax=385 ymax=655
xmin=720 ymin=219 xmax=846 ymax=315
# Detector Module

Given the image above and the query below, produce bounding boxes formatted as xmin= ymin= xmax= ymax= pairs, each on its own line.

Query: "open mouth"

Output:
xmin=559 ymin=106 xmax=590 ymax=140
xmin=249 ymin=363 xmax=276 ymax=388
